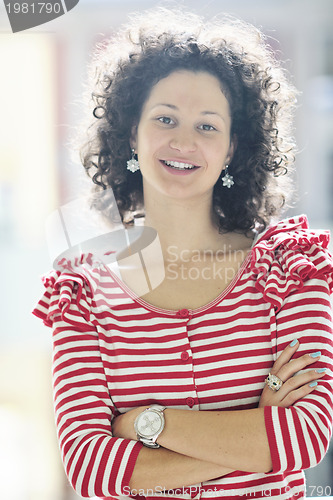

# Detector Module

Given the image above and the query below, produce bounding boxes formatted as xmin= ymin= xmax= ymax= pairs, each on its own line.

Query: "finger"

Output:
xmin=276 ymin=351 xmax=322 ymax=381
xmin=270 ymin=339 xmax=299 ymax=374
xmin=281 ymin=380 xmax=320 ymax=407
xmin=277 ymin=368 xmax=326 ymax=399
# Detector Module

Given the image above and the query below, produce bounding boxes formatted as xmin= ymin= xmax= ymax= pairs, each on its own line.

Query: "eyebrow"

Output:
xmin=151 ymin=103 xmax=226 ymax=122
xmin=201 ymin=111 xmax=226 ymax=122
xmin=151 ymin=103 xmax=177 ymax=111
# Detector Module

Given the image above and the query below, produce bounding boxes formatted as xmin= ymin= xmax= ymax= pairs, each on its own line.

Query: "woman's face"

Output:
xmin=131 ymin=70 xmax=235 ymax=203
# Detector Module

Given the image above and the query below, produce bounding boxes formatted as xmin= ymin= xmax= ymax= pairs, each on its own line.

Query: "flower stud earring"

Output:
xmin=221 ymin=165 xmax=234 ymax=188
xmin=127 ymin=148 xmax=140 ymax=173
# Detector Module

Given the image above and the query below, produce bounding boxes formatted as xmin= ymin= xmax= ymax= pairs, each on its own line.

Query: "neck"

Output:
xmin=143 ymin=191 xmax=253 ymax=261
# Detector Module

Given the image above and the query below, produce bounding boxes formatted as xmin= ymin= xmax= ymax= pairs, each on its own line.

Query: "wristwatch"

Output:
xmin=134 ymin=404 xmax=166 ymax=448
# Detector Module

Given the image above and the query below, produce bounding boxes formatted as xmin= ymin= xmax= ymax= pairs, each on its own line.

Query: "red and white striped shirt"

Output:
xmin=33 ymin=215 xmax=333 ymax=499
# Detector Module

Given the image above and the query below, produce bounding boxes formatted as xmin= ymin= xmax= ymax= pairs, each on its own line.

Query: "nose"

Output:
xmin=169 ymin=128 xmax=197 ymax=153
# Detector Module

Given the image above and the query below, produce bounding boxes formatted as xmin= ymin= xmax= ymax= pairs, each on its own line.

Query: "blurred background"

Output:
xmin=0 ymin=0 xmax=332 ymax=498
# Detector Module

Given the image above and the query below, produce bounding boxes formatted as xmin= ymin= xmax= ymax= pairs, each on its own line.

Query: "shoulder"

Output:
xmin=32 ymin=253 xmax=113 ymax=328
xmin=250 ymin=214 xmax=333 ymax=310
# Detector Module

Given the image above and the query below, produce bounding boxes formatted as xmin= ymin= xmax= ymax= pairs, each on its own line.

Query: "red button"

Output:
xmin=177 ymin=308 xmax=190 ymax=318
xmin=181 ymin=351 xmax=190 ymax=361
xmin=186 ymin=397 xmax=195 ymax=408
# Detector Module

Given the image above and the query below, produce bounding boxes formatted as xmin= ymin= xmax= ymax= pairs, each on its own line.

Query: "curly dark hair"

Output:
xmin=80 ymin=8 xmax=298 ymax=233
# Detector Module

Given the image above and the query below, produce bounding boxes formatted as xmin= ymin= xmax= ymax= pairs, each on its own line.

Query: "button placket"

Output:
xmin=186 ymin=397 xmax=196 ymax=408
xmin=176 ymin=308 xmax=192 ymax=319
xmin=181 ymin=351 xmax=190 ymax=361
xmin=177 ymin=309 xmax=192 ymax=363
xmin=175 ymin=308 xmax=198 ymax=409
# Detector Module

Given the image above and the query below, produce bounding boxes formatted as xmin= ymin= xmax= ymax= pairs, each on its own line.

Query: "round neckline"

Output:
xmin=106 ymin=251 xmax=252 ymax=317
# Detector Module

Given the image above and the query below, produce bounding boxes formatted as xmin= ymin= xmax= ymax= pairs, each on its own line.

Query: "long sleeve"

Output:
xmin=264 ymin=277 xmax=333 ymax=473
xmin=32 ymin=260 xmax=143 ymax=498
xmin=250 ymin=215 xmax=333 ymax=474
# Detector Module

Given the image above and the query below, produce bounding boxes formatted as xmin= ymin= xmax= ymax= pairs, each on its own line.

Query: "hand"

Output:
xmin=258 ymin=340 xmax=326 ymax=408
xmin=112 ymin=406 xmax=147 ymax=441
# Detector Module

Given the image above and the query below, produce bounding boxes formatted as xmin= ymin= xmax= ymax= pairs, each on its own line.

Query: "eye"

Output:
xmin=198 ymin=124 xmax=216 ymax=132
xmin=157 ymin=116 xmax=175 ymax=125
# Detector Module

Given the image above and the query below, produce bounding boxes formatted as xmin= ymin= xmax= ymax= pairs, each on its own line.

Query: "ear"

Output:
xmin=129 ymin=124 xmax=138 ymax=150
xmin=226 ymin=134 xmax=237 ymax=164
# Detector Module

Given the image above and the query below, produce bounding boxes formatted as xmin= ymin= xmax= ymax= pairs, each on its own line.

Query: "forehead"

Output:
xmin=142 ymin=70 xmax=231 ymax=114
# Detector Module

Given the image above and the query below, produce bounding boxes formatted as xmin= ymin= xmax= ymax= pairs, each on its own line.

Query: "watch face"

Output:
xmin=137 ymin=411 xmax=163 ymax=438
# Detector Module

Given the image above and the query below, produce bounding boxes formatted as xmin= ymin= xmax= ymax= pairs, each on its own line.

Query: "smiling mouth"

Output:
xmin=162 ymin=160 xmax=200 ymax=171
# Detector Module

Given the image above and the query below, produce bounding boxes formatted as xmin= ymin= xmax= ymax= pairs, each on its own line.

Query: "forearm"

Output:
xmin=129 ymin=446 xmax=234 ymax=492
xmin=158 ymin=408 xmax=272 ymax=473
xmin=112 ymin=410 xmax=234 ymax=491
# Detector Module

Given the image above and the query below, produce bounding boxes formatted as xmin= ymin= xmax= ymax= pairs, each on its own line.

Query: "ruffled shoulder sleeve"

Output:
xmin=250 ymin=214 xmax=333 ymax=310
xmin=32 ymin=253 xmax=102 ymax=327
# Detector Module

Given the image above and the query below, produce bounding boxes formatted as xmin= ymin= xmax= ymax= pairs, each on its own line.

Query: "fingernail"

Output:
xmin=310 ymin=351 xmax=321 ymax=358
xmin=316 ymin=368 xmax=327 ymax=373
xmin=309 ymin=381 xmax=318 ymax=387
xmin=289 ymin=339 xmax=298 ymax=347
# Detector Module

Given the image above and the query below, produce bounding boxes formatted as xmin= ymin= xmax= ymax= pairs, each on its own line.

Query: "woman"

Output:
xmin=33 ymin=8 xmax=333 ymax=499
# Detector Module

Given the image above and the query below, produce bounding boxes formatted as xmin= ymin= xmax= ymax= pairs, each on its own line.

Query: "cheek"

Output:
xmin=211 ymin=139 xmax=232 ymax=161
xmin=137 ymin=126 xmax=166 ymax=154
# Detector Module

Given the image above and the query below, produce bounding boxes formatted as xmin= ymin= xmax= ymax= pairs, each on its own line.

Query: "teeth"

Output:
xmin=164 ymin=160 xmax=197 ymax=170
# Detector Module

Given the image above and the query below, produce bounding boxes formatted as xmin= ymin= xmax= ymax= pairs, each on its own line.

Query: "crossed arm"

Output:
xmin=112 ymin=341 xmax=325 ymax=491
